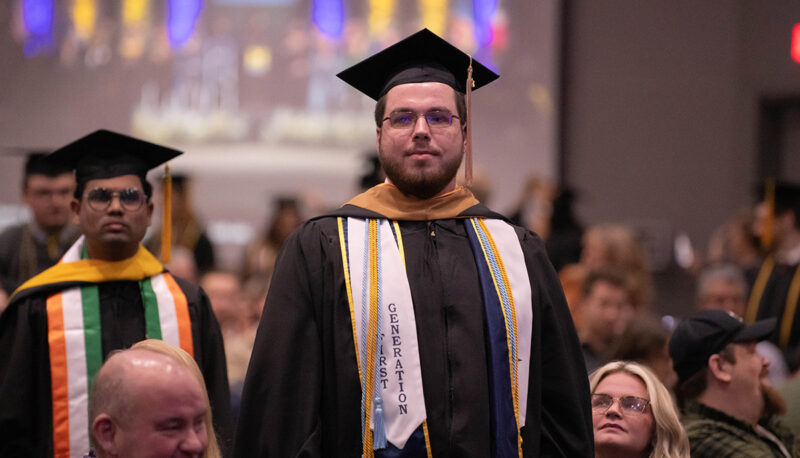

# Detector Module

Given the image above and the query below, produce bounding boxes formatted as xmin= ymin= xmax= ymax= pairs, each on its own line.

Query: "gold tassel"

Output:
xmin=161 ymin=163 xmax=172 ymax=264
xmin=464 ymin=55 xmax=474 ymax=188
xmin=761 ymin=177 xmax=775 ymax=251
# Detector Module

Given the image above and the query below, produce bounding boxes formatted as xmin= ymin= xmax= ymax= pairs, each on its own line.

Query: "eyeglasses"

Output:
xmin=591 ymin=394 xmax=650 ymax=415
xmin=86 ymin=188 xmax=145 ymax=211
xmin=382 ymin=110 xmax=460 ymax=129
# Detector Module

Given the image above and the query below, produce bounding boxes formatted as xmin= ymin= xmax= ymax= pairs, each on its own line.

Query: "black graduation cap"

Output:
xmin=773 ymin=181 xmax=800 ymax=212
xmin=48 ymin=129 xmax=182 ymax=262
xmin=48 ymin=129 xmax=182 ymax=187
xmin=336 ymin=28 xmax=499 ymax=100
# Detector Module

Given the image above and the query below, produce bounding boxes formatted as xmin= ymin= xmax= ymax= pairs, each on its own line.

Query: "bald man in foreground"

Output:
xmin=89 ymin=340 xmax=221 ymax=458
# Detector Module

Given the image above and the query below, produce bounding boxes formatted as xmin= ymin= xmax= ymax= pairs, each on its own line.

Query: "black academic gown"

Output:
xmin=749 ymin=260 xmax=800 ymax=371
xmin=234 ymin=203 xmax=593 ymax=457
xmin=0 ymin=276 xmax=233 ymax=457
xmin=0 ymin=223 xmax=80 ymax=294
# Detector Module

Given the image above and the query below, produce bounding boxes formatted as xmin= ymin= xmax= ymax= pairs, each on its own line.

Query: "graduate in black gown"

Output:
xmin=234 ymin=30 xmax=592 ymax=458
xmin=747 ymin=181 xmax=800 ymax=370
xmin=0 ymin=153 xmax=80 ymax=295
xmin=0 ymin=130 xmax=231 ymax=457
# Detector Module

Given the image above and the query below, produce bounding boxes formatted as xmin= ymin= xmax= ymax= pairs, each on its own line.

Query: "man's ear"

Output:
xmin=70 ymin=199 xmax=81 ymax=225
xmin=92 ymin=414 xmax=119 ymax=455
xmin=376 ymin=127 xmax=382 ymax=152
xmin=146 ymin=201 xmax=154 ymax=227
xmin=707 ymin=354 xmax=732 ymax=383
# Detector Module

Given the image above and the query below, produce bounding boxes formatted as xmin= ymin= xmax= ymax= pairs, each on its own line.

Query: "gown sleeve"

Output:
xmin=0 ymin=296 xmax=53 ymax=457
xmin=518 ymin=229 xmax=594 ymax=457
xmin=233 ymin=223 xmax=325 ymax=457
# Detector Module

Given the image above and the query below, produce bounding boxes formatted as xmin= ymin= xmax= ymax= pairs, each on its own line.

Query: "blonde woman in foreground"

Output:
xmin=589 ymin=361 xmax=690 ymax=458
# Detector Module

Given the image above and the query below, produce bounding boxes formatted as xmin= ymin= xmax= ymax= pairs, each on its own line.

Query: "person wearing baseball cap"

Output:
xmin=669 ymin=310 xmax=797 ymax=457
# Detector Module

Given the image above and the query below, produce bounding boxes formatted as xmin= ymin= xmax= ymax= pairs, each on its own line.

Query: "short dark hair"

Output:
xmin=75 ymin=177 xmax=153 ymax=202
xmin=22 ymin=153 xmax=73 ymax=189
xmin=582 ymin=267 xmax=628 ymax=298
xmin=675 ymin=343 xmax=736 ymax=410
xmin=374 ymin=89 xmax=467 ymax=127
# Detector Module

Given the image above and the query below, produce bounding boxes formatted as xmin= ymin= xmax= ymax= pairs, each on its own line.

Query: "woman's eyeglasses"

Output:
xmin=591 ymin=393 xmax=650 ymax=415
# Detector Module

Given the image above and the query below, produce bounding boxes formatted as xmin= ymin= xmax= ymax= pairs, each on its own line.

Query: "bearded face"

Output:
xmin=376 ymin=82 xmax=465 ymax=199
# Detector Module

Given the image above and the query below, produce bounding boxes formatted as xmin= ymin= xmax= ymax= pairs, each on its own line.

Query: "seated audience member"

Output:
xmin=200 ymin=271 xmax=252 ymax=385
xmin=696 ymin=263 xmax=788 ymax=386
xmin=612 ymin=316 xmax=677 ymax=390
xmin=577 ymin=267 xmax=634 ymax=372
xmin=242 ymin=197 xmax=303 ymax=281
xmin=669 ymin=310 xmax=796 ymax=457
xmin=589 ymin=361 xmax=690 ymax=458
xmin=706 ymin=210 xmax=761 ymax=272
xmin=559 ymin=263 xmax=588 ymax=330
xmin=89 ymin=339 xmax=221 ymax=458
xmin=581 ymin=223 xmax=654 ymax=309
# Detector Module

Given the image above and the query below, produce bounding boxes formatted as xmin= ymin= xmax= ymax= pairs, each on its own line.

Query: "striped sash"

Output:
xmin=339 ymin=218 xmax=430 ymax=457
xmin=465 ymin=218 xmax=533 ymax=458
xmin=338 ymin=217 xmax=532 ymax=457
xmin=46 ymin=236 xmax=193 ymax=458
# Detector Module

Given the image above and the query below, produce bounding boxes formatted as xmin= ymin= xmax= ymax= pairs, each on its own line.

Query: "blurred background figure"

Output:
xmin=706 ymin=209 xmax=762 ymax=273
xmin=509 ymin=175 xmax=556 ymax=241
xmin=545 ymin=187 xmax=585 ymax=272
xmin=611 ymin=316 xmax=677 ymax=390
xmin=589 ymin=361 xmax=690 ymax=458
xmin=696 ymin=263 xmax=788 ymax=386
xmin=581 ymin=223 xmax=654 ymax=310
xmin=165 ymin=245 xmax=199 ymax=284
xmin=575 ymin=267 xmax=634 ymax=373
xmin=146 ymin=174 xmax=216 ymax=276
xmin=89 ymin=339 xmax=221 ymax=458
xmin=457 ymin=163 xmax=493 ymax=205
xmin=199 ymin=269 xmax=253 ymax=421
xmin=0 ymin=153 xmax=79 ymax=296
xmin=559 ymin=263 xmax=588 ymax=330
xmin=358 ymin=153 xmax=385 ymax=191
xmin=201 ymin=270 xmax=245 ymax=344
xmin=242 ymin=196 xmax=303 ymax=282
xmin=748 ymin=181 xmax=800 ymax=372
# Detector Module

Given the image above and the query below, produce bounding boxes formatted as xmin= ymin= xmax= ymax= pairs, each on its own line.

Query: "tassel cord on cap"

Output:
xmin=464 ymin=56 xmax=474 ymax=188
xmin=161 ymin=163 xmax=172 ymax=264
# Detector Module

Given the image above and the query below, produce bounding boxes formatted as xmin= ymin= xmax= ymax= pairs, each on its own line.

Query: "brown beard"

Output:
xmin=761 ymin=381 xmax=787 ymax=418
xmin=378 ymin=147 xmax=463 ymax=200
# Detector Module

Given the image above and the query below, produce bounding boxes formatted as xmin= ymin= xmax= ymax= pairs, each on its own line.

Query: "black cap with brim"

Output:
xmin=669 ymin=309 xmax=776 ymax=382
xmin=336 ymin=28 xmax=499 ymax=100
xmin=48 ymin=130 xmax=182 ymax=187
xmin=757 ymin=180 xmax=800 ymax=211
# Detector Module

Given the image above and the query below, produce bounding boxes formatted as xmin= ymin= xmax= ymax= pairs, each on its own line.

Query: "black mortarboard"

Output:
xmin=336 ymin=28 xmax=499 ymax=101
xmin=48 ymin=129 xmax=182 ymax=187
xmin=49 ymin=129 xmax=182 ymax=263
xmin=24 ymin=152 xmax=72 ymax=177
xmin=767 ymin=181 xmax=800 ymax=213
xmin=669 ymin=310 xmax=776 ymax=382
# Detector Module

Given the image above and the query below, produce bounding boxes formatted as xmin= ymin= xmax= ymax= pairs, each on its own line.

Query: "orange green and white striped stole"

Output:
xmin=465 ymin=218 xmax=533 ymax=458
xmin=46 ymin=236 xmax=194 ymax=458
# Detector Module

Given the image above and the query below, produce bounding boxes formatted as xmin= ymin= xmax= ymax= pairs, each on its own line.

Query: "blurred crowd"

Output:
xmin=2 ymin=152 xmax=800 ymax=453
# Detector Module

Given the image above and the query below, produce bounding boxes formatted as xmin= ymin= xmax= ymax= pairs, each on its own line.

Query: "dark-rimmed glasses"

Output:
xmin=86 ymin=188 xmax=145 ymax=212
xmin=591 ymin=394 xmax=650 ymax=415
xmin=382 ymin=110 xmax=460 ymax=129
